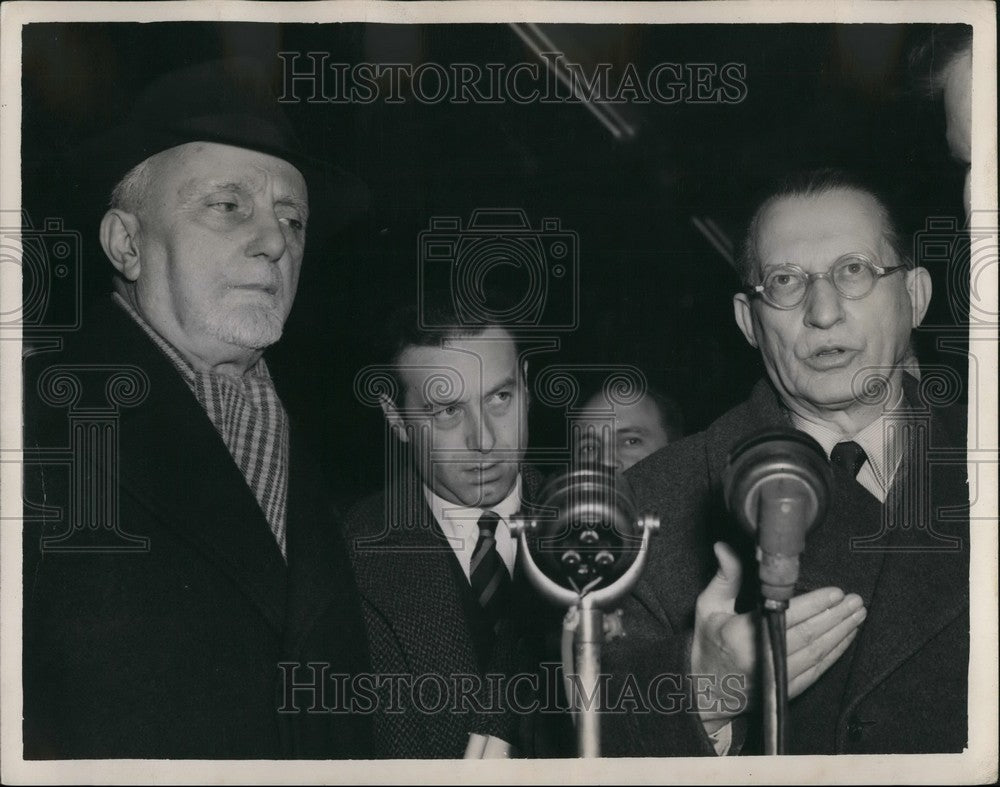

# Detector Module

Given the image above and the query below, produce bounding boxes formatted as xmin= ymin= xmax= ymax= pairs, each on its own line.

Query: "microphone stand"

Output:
xmin=509 ymin=514 xmax=658 ymax=758
xmin=755 ymin=489 xmax=807 ymax=756
xmin=724 ymin=426 xmax=832 ymax=758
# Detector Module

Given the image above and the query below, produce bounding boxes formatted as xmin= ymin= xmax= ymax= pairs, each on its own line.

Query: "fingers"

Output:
xmin=787 ymin=626 xmax=860 ymax=699
xmin=695 ymin=542 xmax=743 ymax=616
xmin=783 ymin=592 xmax=866 ymax=699
xmin=786 ymin=593 xmax=864 ymax=654
xmin=713 ymin=541 xmax=742 ymax=582
xmin=784 ymin=586 xmax=846 ymax=628
xmin=788 ymin=607 xmax=867 ymax=680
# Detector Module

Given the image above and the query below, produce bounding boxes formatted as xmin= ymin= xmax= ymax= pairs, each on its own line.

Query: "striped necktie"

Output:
xmin=469 ymin=511 xmax=512 ymax=626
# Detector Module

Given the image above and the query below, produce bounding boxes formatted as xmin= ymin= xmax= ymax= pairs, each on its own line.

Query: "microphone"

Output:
xmin=521 ymin=464 xmax=650 ymax=594
xmin=509 ymin=463 xmax=658 ymax=758
xmin=723 ymin=428 xmax=831 ymax=602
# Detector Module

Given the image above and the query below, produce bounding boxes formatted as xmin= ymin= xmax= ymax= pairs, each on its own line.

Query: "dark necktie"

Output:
xmin=831 ymin=440 xmax=867 ymax=483
xmin=469 ymin=511 xmax=511 ymax=627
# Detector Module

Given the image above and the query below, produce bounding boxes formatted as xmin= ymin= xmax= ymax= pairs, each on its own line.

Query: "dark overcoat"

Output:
xmin=602 ymin=376 xmax=969 ymax=756
xmin=343 ymin=466 xmax=569 ymax=758
xmin=23 ymin=298 xmax=373 ymax=758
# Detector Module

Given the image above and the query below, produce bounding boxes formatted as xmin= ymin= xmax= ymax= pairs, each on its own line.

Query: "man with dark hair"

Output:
xmin=603 ymin=169 xmax=968 ymax=755
xmin=22 ymin=59 xmax=371 ymax=758
xmin=574 ymin=380 xmax=684 ymax=472
xmin=344 ymin=299 xmax=556 ymax=758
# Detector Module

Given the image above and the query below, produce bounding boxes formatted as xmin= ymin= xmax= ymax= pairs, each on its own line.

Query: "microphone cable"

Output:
xmin=763 ymin=601 xmax=789 ymax=755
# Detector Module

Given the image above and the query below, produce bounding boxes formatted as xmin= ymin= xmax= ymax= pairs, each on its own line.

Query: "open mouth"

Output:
xmin=806 ymin=346 xmax=857 ymax=368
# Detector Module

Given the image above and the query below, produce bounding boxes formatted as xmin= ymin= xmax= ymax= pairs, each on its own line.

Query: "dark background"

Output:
xmin=20 ymin=21 xmax=969 ymax=506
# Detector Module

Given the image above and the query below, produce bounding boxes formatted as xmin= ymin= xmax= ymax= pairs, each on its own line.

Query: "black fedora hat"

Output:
xmin=76 ymin=56 xmax=368 ymax=221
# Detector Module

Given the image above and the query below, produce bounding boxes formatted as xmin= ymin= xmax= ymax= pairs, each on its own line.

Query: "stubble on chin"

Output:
xmin=204 ymin=303 xmax=286 ymax=350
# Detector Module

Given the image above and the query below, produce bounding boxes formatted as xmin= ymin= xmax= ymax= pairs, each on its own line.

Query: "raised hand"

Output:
xmin=690 ymin=541 xmax=866 ymax=732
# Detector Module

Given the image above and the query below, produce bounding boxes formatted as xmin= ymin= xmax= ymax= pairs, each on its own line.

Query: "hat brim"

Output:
xmin=70 ymin=118 xmax=370 ymax=232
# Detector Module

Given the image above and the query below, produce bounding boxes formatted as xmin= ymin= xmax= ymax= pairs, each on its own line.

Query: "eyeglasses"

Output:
xmin=747 ymin=253 xmax=907 ymax=310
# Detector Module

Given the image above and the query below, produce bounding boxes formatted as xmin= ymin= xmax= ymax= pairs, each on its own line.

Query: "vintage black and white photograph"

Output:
xmin=1 ymin=1 xmax=996 ymax=783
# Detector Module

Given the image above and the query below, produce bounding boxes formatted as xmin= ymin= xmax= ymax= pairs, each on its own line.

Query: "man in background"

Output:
xmin=573 ymin=381 xmax=684 ymax=472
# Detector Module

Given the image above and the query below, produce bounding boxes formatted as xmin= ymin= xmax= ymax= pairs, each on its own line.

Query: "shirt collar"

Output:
xmin=790 ymin=390 xmax=905 ymax=491
xmin=424 ymin=476 xmax=522 ymax=578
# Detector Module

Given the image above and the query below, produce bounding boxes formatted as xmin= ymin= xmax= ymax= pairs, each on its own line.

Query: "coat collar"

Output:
xmin=281 ymin=425 xmax=363 ymax=655
xmin=350 ymin=466 xmax=546 ymax=678
xmin=89 ymin=301 xmax=289 ymax=632
xmin=839 ymin=377 xmax=969 ymax=719
xmin=350 ymin=474 xmax=481 ymax=679
xmin=65 ymin=300 xmax=290 ymax=631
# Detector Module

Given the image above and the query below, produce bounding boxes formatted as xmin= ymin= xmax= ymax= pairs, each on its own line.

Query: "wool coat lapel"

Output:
xmin=99 ymin=302 xmax=289 ymax=631
xmin=350 ymin=474 xmax=481 ymax=682
xmin=839 ymin=380 xmax=969 ymax=725
xmin=281 ymin=424 xmax=363 ymax=655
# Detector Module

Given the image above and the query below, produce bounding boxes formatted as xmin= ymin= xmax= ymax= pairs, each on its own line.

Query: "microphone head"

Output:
xmin=526 ymin=464 xmax=643 ymax=591
xmin=723 ymin=427 xmax=832 ymax=537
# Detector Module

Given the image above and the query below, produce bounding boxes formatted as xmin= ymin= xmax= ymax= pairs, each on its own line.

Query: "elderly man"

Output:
xmin=603 ymin=169 xmax=968 ymax=756
xmin=344 ymin=299 xmax=562 ymax=758
xmin=22 ymin=60 xmax=371 ymax=758
xmin=574 ymin=382 xmax=684 ymax=472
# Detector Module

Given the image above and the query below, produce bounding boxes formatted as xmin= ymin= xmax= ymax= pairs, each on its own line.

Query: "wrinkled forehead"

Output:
xmin=756 ymin=188 xmax=889 ymax=269
xmin=397 ymin=330 xmax=519 ymax=405
xmin=151 ymin=141 xmax=308 ymax=203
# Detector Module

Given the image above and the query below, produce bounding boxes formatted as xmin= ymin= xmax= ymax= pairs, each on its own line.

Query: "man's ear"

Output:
xmin=733 ymin=293 xmax=759 ymax=349
xmin=100 ymin=209 xmax=142 ymax=282
xmin=905 ymin=266 xmax=933 ymax=328
xmin=379 ymin=394 xmax=409 ymax=443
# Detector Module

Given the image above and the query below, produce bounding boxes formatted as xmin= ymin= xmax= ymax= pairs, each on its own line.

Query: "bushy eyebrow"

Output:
xmin=177 ymin=179 xmax=246 ymax=203
xmin=177 ymin=179 xmax=308 ymax=218
xmin=484 ymin=376 xmax=516 ymax=398
xmin=276 ymin=195 xmax=310 ymax=220
xmin=617 ymin=426 xmax=649 ymax=436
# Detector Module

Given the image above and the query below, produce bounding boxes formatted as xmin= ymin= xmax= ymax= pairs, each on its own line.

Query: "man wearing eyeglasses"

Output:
xmin=602 ymin=169 xmax=969 ymax=756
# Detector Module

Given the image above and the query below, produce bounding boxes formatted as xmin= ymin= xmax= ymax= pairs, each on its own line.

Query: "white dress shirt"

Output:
xmin=423 ymin=476 xmax=521 ymax=580
xmin=791 ymin=394 xmax=907 ymax=503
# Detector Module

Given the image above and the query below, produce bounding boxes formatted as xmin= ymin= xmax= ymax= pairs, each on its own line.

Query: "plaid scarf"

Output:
xmin=113 ymin=293 xmax=288 ymax=560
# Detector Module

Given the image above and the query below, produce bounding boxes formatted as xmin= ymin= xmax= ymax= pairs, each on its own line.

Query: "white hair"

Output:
xmin=109 ymin=157 xmax=154 ymax=213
